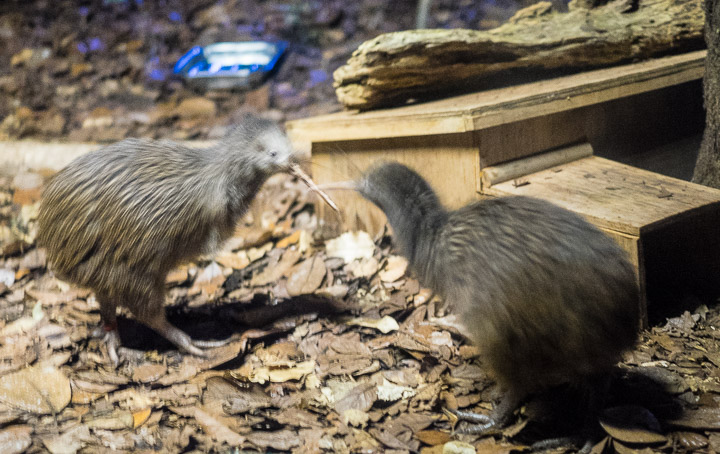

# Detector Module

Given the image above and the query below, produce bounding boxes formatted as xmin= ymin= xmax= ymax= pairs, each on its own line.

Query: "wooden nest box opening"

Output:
xmin=287 ymin=51 xmax=719 ymax=324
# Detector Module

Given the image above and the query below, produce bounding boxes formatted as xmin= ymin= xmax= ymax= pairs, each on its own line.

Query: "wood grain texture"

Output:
xmin=333 ymin=0 xmax=704 ymax=109
xmin=311 ymin=133 xmax=479 ymax=237
xmin=483 ymin=156 xmax=720 ymax=235
xmin=287 ymin=51 xmax=705 ymax=144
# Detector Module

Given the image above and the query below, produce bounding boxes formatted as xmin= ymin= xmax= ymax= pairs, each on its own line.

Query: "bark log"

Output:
xmin=334 ymin=0 xmax=704 ymax=110
xmin=692 ymin=0 xmax=720 ymax=187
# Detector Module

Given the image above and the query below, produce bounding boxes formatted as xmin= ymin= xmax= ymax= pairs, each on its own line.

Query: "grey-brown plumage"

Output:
xmin=356 ymin=162 xmax=640 ymax=431
xmin=38 ymin=115 xmax=296 ymax=363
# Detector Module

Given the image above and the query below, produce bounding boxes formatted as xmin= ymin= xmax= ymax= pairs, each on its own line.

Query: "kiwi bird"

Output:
xmin=350 ymin=162 xmax=640 ymax=437
xmin=38 ymin=115 xmax=302 ymax=364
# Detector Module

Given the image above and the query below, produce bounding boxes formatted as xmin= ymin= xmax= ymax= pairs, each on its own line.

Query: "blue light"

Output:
xmin=173 ymin=46 xmax=203 ymax=74
xmin=149 ymin=69 xmax=166 ymax=81
xmin=89 ymin=38 xmax=103 ymax=51
xmin=168 ymin=11 xmax=181 ymax=22
xmin=309 ymin=69 xmax=328 ymax=86
xmin=77 ymin=42 xmax=88 ymax=53
xmin=78 ymin=6 xmax=89 ymax=16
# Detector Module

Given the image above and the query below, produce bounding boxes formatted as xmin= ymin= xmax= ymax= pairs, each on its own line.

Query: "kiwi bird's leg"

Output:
xmin=137 ymin=288 xmax=227 ymax=356
xmin=90 ymin=294 xmax=121 ymax=366
xmin=453 ymin=390 xmax=523 ymax=435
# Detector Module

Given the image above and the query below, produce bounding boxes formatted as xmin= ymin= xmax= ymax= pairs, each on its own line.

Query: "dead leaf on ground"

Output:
xmin=131 ymin=363 xmax=168 ymax=384
xmin=170 ymin=405 xmax=245 ymax=446
xmin=0 ymin=425 xmax=32 ymax=454
xmin=286 ymin=256 xmax=326 ymax=296
xmin=40 ymin=424 xmax=91 ymax=454
xmin=379 ymin=255 xmax=408 ymax=283
xmin=251 ymin=248 xmax=301 ymax=286
xmin=599 ymin=405 xmax=666 ymax=444
xmin=325 ymin=231 xmax=375 ymax=264
xmin=0 ymin=363 xmax=71 ymax=414
xmin=347 ymin=315 xmax=399 ymax=334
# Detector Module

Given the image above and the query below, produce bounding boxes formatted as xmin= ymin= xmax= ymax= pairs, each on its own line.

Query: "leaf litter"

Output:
xmin=0 ymin=174 xmax=719 ymax=453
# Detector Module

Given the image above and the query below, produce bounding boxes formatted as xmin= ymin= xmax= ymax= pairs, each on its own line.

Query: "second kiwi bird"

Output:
xmin=342 ymin=162 xmax=640 ymax=438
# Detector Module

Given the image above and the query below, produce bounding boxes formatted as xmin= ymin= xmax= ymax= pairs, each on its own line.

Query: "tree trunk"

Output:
xmin=692 ymin=0 xmax=720 ymax=187
xmin=334 ymin=0 xmax=704 ymax=110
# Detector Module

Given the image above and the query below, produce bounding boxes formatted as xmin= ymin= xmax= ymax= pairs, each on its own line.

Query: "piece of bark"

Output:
xmin=333 ymin=0 xmax=704 ymax=110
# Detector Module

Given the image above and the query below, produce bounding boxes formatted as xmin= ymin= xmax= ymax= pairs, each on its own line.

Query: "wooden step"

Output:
xmin=482 ymin=150 xmax=720 ymax=323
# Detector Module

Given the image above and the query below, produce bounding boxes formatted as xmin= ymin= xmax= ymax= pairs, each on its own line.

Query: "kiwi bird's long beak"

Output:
xmin=289 ymin=164 xmax=340 ymax=213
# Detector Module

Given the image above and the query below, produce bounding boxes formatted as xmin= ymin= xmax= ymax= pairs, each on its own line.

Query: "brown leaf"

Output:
xmin=416 ymin=429 xmax=450 ymax=446
xmin=157 ymin=340 xmax=243 ymax=386
xmin=334 ymin=382 xmax=378 ymax=414
xmin=215 ymin=251 xmax=250 ymax=270
xmin=41 ymin=424 xmax=91 ymax=454
xmin=131 ymin=363 xmax=168 ymax=384
xmin=379 ymin=255 xmax=408 ymax=283
xmin=251 ymin=248 xmax=301 ymax=286
xmin=0 ymin=363 xmax=71 ymax=414
xmin=84 ymin=409 xmax=134 ymax=430
xmin=246 ymin=430 xmax=301 ymax=451
xmin=286 ymin=256 xmax=326 ymax=296
xmin=599 ymin=406 xmax=666 ymax=444
xmin=170 ymin=406 xmax=245 ymax=446
xmin=0 ymin=425 xmax=32 ymax=454
xmin=132 ymin=408 xmax=152 ymax=428
xmin=673 ymin=431 xmax=708 ymax=450
xmin=667 ymin=407 xmax=720 ymax=430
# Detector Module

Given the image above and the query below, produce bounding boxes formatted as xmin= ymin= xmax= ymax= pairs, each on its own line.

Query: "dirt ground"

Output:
xmin=0 ymin=169 xmax=719 ymax=454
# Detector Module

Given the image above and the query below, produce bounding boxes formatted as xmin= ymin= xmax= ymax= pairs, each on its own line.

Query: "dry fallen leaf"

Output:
xmin=132 ymin=408 xmax=152 ymax=429
xmin=0 ymin=363 xmax=71 ymax=414
xmin=347 ymin=315 xmax=400 ymax=334
xmin=215 ymin=251 xmax=251 ymax=270
xmin=131 ymin=363 xmax=168 ymax=384
xmin=346 ymin=257 xmax=379 ymax=278
xmin=442 ymin=440 xmax=475 ymax=454
xmin=41 ymin=424 xmax=91 ymax=454
xmin=599 ymin=405 xmax=666 ymax=444
xmin=379 ymin=255 xmax=408 ymax=283
xmin=84 ymin=409 xmax=134 ymax=430
xmin=325 ymin=231 xmax=375 ymax=264
xmin=170 ymin=406 xmax=245 ymax=446
xmin=342 ymin=408 xmax=370 ymax=427
xmin=234 ymin=359 xmax=316 ymax=384
xmin=286 ymin=256 xmax=326 ymax=296
xmin=0 ymin=425 xmax=32 ymax=454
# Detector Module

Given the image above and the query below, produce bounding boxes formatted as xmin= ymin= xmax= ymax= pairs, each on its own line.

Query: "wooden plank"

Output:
xmin=311 ymin=133 xmax=479 ymax=236
xmin=483 ymin=156 xmax=720 ymax=236
xmin=286 ymin=51 xmax=705 ymax=144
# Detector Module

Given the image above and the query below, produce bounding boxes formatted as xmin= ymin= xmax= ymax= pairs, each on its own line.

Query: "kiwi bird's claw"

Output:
xmin=452 ymin=409 xmax=498 ymax=435
xmin=103 ymin=329 xmax=121 ymax=367
xmin=191 ymin=338 xmax=229 ymax=348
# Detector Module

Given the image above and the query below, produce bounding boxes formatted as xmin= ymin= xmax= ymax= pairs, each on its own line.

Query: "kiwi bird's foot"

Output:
xmin=451 ymin=409 xmax=499 ymax=435
xmin=90 ymin=321 xmax=121 ymax=366
xmin=149 ymin=319 xmax=225 ymax=357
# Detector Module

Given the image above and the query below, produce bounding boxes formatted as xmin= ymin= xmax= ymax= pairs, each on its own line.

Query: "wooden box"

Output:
xmin=286 ymin=50 xmax=720 ymax=321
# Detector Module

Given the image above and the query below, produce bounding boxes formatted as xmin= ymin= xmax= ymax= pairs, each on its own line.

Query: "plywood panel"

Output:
xmin=312 ymin=133 xmax=479 ymax=236
xmin=484 ymin=156 xmax=720 ymax=236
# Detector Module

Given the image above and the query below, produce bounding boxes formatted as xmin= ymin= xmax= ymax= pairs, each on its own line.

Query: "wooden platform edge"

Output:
xmin=286 ymin=50 xmax=706 ymax=144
